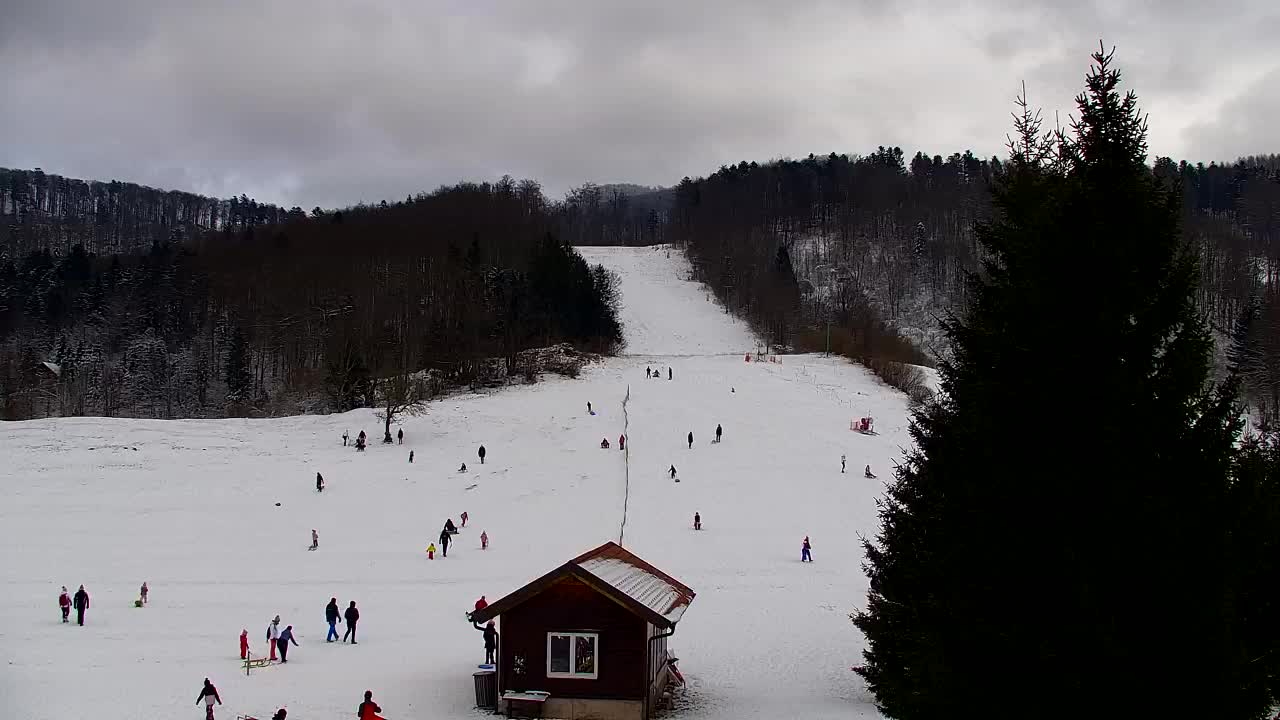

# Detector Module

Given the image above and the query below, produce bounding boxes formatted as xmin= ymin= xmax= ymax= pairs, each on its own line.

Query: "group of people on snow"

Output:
xmin=325 ymin=598 xmax=360 ymax=643
xmin=198 ymin=677 xmax=382 ymax=720
xmin=57 ymin=585 xmax=90 ymax=625
xmin=643 ymin=366 xmax=673 ymax=380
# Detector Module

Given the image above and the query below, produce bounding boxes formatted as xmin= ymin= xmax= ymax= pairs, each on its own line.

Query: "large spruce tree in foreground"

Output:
xmin=854 ymin=47 xmax=1274 ymax=718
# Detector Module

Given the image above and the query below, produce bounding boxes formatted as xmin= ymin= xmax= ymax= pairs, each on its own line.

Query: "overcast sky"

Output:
xmin=1 ymin=0 xmax=1276 ymax=209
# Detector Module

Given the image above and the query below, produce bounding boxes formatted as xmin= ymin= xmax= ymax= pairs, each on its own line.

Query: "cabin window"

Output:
xmin=547 ymin=632 xmax=599 ymax=679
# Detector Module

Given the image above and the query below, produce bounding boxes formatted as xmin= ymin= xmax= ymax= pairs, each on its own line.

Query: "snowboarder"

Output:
xmin=73 ymin=585 xmax=89 ymax=626
xmin=267 ymin=616 xmax=281 ymax=660
xmin=480 ymin=531 xmax=489 ymax=550
xmin=444 ymin=518 xmax=457 ymax=534
xmin=687 ymin=431 xmax=693 ymax=449
xmin=397 ymin=428 xmax=404 ymax=445
xmin=316 ymin=472 xmax=324 ymax=492
xmin=601 ymin=437 xmax=610 ymax=449
xmin=240 ymin=629 xmax=249 ymax=659
xmin=343 ymin=601 xmax=359 ymax=644
xmin=439 ymin=528 xmax=451 ymax=557
xmin=276 ymin=625 xmax=298 ymax=662
xmin=140 ymin=581 xmax=148 ymax=606
xmin=669 ymin=465 xmax=677 ymax=480
xmin=426 ymin=543 xmax=436 ymax=559
xmin=358 ymin=691 xmax=385 ymax=720
xmin=459 ymin=463 xmax=467 ymax=472
xmin=310 ymin=529 xmax=319 ymax=551
xmin=343 ymin=431 xmax=349 ymax=447
xmin=619 ymin=434 xmax=625 ymax=451
xmin=715 ymin=424 xmax=722 ymax=443
xmin=801 ymin=536 xmax=813 ymax=562
xmin=326 ymin=598 xmax=341 ymax=642
xmin=841 ymin=454 xmax=846 ymax=473
xmin=409 ymin=450 xmax=414 ymax=463
xmin=864 ymin=465 xmax=876 ymax=479
xmin=668 ymin=367 xmax=672 ymax=380
xmin=483 ymin=620 xmax=497 ymax=664
xmin=460 ymin=511 xmax=468 ymax=528
xmin=694 ymin=512 xmax=701 ymax=530
xmin=58 ymin=586 xmax=71 ymax=623
xmin=478 ymin=445 xmax=486 ymax=464
xmin=196 ymin=678 xmax=223 ymax=720
xmin=474 ymin=595 xmax=488 ymax=614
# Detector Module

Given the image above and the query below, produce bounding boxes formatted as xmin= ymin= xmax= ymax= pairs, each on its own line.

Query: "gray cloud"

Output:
xmin=1 ymin=0 xmax=1276 ymax=209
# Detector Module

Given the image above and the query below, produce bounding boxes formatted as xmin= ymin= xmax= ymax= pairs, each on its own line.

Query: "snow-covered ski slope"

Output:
xmin=0 ymin=245 xmax=908 ymax=720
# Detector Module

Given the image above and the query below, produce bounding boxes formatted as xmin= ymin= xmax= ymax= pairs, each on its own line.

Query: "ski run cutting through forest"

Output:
xmin=1 ymin=245 xmax=914 ymax=720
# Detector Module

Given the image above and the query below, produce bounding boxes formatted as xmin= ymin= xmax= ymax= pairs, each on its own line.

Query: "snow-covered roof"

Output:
xmin=471 ymin=541 xmax=695 ymax=628
xmin=575 ymin=544 xmax=694 ymax=625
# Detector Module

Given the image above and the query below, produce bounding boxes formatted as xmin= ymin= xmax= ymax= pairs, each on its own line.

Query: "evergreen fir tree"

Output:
xmin=853 ymin=46 xmax=1256 ymax=718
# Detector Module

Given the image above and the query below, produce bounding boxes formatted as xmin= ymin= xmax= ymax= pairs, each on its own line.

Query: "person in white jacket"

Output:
xmin=267 ymin=616 xmax=281 ymax=661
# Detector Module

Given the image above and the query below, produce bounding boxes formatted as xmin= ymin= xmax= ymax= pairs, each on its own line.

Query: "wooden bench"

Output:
xmin=501 ymin=690 xmax=550 ymax=718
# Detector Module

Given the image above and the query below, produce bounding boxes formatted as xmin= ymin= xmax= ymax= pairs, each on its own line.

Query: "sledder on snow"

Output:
xmin=852 ymin=417 xmax=876 ymax=434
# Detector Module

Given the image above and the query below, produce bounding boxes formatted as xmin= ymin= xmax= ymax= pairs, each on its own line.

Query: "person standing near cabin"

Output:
xmin=276 ymin=625 xmax=298 ymax=662
xmin=316 ymin=472 xmax=324 ymax=492
xmin=343 ymin=601 xmax=359 ymax=644
xmin=196 ymin=678 xmax=222 ymax=720
xmin=73 ymin=585 xmax=89 ymax=626
xmin=478 ymin=444 xmax=486 ymax=464
xmin=483 ymin=620 xmax=497 ymax=664
xmin=58 ymin=586 xmax=71 ymax=623
xmin=267 ymin=616 xmax=281 ymax=660
xmin=326 ymin=598 xmax=341 ymax=642
xmin=397 ymin=428 xmax=403 ymax=445
xmin=801 ymin=536 xmax=813 ymax=562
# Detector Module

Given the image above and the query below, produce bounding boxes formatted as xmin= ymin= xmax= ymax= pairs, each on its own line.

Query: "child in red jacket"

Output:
xmin=58 ymin=586 xmax=71 ymax=623
xmin=240 ymin=629 xmax=249 ymax=660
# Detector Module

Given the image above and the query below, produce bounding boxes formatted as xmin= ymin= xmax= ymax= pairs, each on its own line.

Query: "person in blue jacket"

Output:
xmin=277 ymin=624 xmax=299 ymax=662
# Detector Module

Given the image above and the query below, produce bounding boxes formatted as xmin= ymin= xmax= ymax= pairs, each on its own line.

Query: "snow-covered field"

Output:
xmin=0 ymin=245 xmax=912 ymax=720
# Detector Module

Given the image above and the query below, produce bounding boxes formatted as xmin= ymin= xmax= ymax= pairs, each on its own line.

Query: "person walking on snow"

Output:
xmin=480 ymin=531 xmax=489 ymax=550
xmin=801 ymin=536 xmax=813 ymax=562
xmin=276 ymin=625 xmax=298 ymax=662
xmin=587 ymin=401 xmax=593 ymax=414
xmin=326 ymin=598 xmax=341 ymax=642
xmin=687 ymin=431 xmax=694 ymax=449
xmin=439 ymin=528 xmax=452 ymax=557
xmin=310 ymin=529 xmax=319 ymax=551
xmin=478 ymin=444 xmax=486 ymax=464
xmin=444 ymin=518 xmax=457 ymax=534
xmin=343 ymin=431 xmax=349 ymax=447
xmin=619 ymin=434 xmax=625 ymax=451
xmin=645 ymin=367 xmax=651 ymax=378
xmin=316 ymin=472 xmax=324 ymax=492
xmin=409 ymin=450 xmax=414 ymax=463
xmin=267 ymin=616 xmax=281 ymax=660
xmin=715 ymin=424 xmax=722 ymax=443
xmin=58 ymin=586 xmax=71 ymax=622
xmin=483 ymin=620 xmax=498 ymax=664
xmin=140 ymin=581 xmax=148 ymax=605
xmin=239 ymin=629 xmax=249 ymax=659
xmin=196 ymin=678 xmax=222 ymax=720
xmin=426 ymin=543 xmax=436 ymax=559
xmin=668 ymin=367 xmax=672 ymax=380
xmin=73 ymin=585 xmax=89 ymax=626
xmin=694 ymin=512 xmax=701 ymax=530
xmin=841 ymin=454 xmax=846 ymax=473
xmin=397 ymin=428 xmax=403 ymax=445
xmin=460 ymin=511 xmax=469 ymax=527
xmin=358 ymin=691 xmax=385 ymax=720
xmin=864 ymin=465 xmax=876 ymax=479
xmin=343 ymin=601 xmax=359 ymax=644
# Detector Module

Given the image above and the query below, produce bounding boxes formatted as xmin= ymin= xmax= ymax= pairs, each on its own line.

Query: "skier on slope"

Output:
xmin=483 ymin=620 xmax=498 ymax=664
xmin=316 ymin=472 xmax=324 ymax=492
xmin=326 ymin=598 xmax=341 ymax=642
xmin=343 ymin=601 xmax=359 ymax=644
xmin=196 ymin=678 xmax=223 ymax=720
xmin=58 ymin=586 xmax=71 ymax=623
xmin=73 ymin=585 xmax=89 ymax=626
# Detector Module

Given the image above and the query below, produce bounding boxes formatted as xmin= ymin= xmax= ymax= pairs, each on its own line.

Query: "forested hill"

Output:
xmin=0 ymin=180 xmax=622 ymax=420
xmin=0 ymin=167 xmax=294 ymax=256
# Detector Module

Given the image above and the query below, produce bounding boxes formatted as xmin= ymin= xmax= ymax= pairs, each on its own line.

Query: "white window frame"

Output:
xmin=546 ymin=632 xmax=599 ymax=680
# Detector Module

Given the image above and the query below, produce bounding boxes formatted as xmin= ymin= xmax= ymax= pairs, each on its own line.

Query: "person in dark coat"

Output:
xmin=618 ymin=434 xmax=625 ymax=451
xmin=459 ymin=463 xmax=467 ymax=472
xmin=694 ymin=512 xmax=701 ymax=530
xmin=326 ymin=598 xmax=341 ymax=642
xmin=715 ymin=424 xmax=722 ymax=443
xmin=397 ymin=428 xmax=404 ymax=445
xmin=343 ymin=431 xmax=349 ymax=447
xmin=316 ymin=472 xmax=324 ymax=492
xmin=73 ymin=585 xmax=89 ymax=626
xmin=864 ymin=465 xmax=876 ymax=479
xmin=439 ymin=528 xmax=451 ymax=557
xmin=277 ymin=625 xmax=298 ymax=662
xmin=478 ymin=445 xmax=486 ymax=464
xmin=669 ymin=465 xmax=677 ymax=480
xmin=271 ymin=709 xmax=287 ymax=720
xmin=483 ymin=620 xmax=497 ymax=664
xmin=196 ymin=678 xmax=222 ymax=720
xmin=409 ymin=450 xmax=414 ymax=463
xmin=668 ymin=367 xmax=672 ymax=380
xmin=444 ymin=518 xmax=457 ymax=534
xmin=343 ymin=601 xmax=359 ymax=644
xmin=687 ymin=431 xmax=694 ymax=449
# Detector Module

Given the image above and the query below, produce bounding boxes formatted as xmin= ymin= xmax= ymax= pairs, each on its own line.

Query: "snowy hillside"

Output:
xmin=0 ymin=245 xmax=911 ymax=720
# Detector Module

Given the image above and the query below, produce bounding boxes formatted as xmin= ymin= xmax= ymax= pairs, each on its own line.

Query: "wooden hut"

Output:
xmin=469 ymin=541 xmax=695 ymax=720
